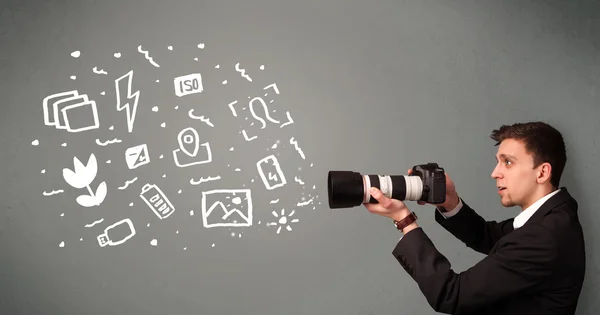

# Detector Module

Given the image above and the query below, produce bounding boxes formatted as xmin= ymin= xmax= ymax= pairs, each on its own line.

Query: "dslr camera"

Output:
xmin=327 ymin=162 xmax=446 ymax=209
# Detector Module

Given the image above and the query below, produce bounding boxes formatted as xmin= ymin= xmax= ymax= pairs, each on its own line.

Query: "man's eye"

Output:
xmin=505 ymin=159 xmax=511 ymax=165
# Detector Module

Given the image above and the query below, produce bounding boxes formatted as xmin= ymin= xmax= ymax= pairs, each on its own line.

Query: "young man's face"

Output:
xmin=490 ymin=138 xmax=543 ymax=210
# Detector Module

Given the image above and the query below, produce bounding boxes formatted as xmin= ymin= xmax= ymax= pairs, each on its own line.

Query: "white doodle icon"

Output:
xmin=140 ymin=183 xmax=175 ymax=219
xmin=62 ymin=153 xmax=107 ymax=207
xmin=257 ymin=155 xmax=287 ymax=190
xmin=125 ymin=144 xmax=150 ymax=169
xmin=43 ymin=90 xmax=100 ymax=133
xmin=249 ymin=96 xmax=280 ymax=128
xmin=115 ymin=70 xmax=140 ymax=133
xmin=97 ymin=218 xmax=136 ymax=247
xmin=172 ymin=127 xmax=212 ymax=167
xmin=202 ymin=189 xmax=252 ymax=228
xmin=174 ymin=73 xmax=203 ymax=97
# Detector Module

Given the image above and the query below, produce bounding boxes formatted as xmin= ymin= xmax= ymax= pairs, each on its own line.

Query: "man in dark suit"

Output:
xmin=365 ymin=121 xmax=586 ymax=314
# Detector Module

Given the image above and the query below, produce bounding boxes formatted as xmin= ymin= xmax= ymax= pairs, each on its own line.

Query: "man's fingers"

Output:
xmin=369 ymin=187 xmax=393 ymax=208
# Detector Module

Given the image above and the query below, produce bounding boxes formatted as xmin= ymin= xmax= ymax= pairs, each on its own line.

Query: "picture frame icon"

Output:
xmin=172 ymin=127 xmax=212 ymax=167
xmin=43 ymin=90 xmax=100 ymax=133
xmin=201 ymin=189 xmax=252 ymax=228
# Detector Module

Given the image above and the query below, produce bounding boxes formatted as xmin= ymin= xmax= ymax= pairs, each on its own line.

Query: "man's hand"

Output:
xmin=408 ymin=168 xmax=460 ymax=211
xmin=364 ymin=187 xmax=419 ymax=234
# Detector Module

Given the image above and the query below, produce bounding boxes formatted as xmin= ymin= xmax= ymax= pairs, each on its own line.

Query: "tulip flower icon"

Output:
xmin=62 ymin=153 xmax=107 ymax=207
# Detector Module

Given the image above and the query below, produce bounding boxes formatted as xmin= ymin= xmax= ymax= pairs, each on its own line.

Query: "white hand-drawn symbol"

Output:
xmin=249 ymin=96 xmax=280 ymax=127
xmin=202 ymin=189 xmax=252 ymax=228
xmin=267 ymin=209 xmax=299 ymax=234
xmin=140 ymin=183 xmax=175 ymax=219
xmin=97 ymin=218 xmax=136 ymax=247
xmin=257 ymin=155 xmax=287 ymax=190
xmin=138 ymin=45 xmax=160 ymax=67
xmin=235 ymin=63 xmax=252 ymax=82
xmin=115 ymin=70 xmax=140 ymax=133
xmin=172 ymin=127 xmax=212 ymax=167
xmin=289 ymin=137 xmax=306 ymax=159
xmin=62 ymin=153 xmax=107 ymax=207
xmin=174 ymin=73 xmax=203 ymax=97
xmin=262 ymin=84 xmax=294 ymax=128
xmin=43 ymin=90 xmax=100 ymax=132
xmin=125 ymin=144 xmax=150 ymax=169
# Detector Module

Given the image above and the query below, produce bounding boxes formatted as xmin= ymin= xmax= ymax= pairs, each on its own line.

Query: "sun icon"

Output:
xmin=267 ymin=208 xmax=299 ymax=234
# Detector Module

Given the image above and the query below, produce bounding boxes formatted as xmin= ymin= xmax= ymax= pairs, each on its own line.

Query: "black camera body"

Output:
xmin=327 ymin=162 xmax=447 ymax=209
xmin=410 ymin=162 xmax=446 ymax=203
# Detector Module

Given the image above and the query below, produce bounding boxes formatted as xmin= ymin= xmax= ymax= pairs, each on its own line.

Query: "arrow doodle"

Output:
xmin=115 ymin=70 xmax=140 ymax=133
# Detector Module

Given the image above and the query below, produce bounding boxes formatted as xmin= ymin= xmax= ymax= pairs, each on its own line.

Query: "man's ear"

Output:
xmin=537 ymin=162 xmax=552 ymax=184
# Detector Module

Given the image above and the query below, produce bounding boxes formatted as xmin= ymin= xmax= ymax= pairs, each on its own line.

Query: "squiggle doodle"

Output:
xmin=96 ymin=138 xmax=122 ymax=146
xmin=190 ymin=176 xmax=221 ymax=185
xmin=188 ymin=109 xmax=214 ymax=127
xmin=294 ymin=176 xmax=305 ymax=185
xmin=289 ymin=137 xmax=306 ymax=159
xmin=250 ymin=97 xmax=279 ymax=128
xmin=93 ymin=67 xmax=108 ymax=75
xmin=297 ymin=198 xmax=314 ymax=207
xmin=84 ymin=218 xmax=104 ymax=227
xmin=118 ymin=177 xmax=138 ymax=190
xmin=270 ymin=199 xmax=280 ymax=204
xmin=43 ymin=190 xmax=64 ymax=196
xmin=235 ymin=63 xmax=252 ymax=82
xmin=228 ymin=100 xmax=239 ymax=117
xmin=138 ymin=45 xmax=160 ymax=67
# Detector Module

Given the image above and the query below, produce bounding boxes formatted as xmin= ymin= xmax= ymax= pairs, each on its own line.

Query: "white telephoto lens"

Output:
xmin=405 ymin=176 xmax=423 ymax=201
xmin=378 ymin=175 xmax=393 ymax=198
xmin=362 ymin=175 xmax=371 ymax=203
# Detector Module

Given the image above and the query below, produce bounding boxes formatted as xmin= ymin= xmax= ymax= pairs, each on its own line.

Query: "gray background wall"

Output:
xmin=1 ymin=0 xmax=599 ymax=314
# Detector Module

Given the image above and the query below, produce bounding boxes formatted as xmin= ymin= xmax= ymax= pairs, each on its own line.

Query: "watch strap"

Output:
xmin=394 ymin=212 xmax=418 ymax=230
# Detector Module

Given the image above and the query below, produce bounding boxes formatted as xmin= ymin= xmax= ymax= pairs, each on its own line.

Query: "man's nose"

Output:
xmin=491 ymin=165 xmax=501 ymax=179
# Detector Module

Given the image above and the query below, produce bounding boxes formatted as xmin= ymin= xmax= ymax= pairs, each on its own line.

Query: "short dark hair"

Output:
xmin=490 ymin=121 xmax=567 ymax=188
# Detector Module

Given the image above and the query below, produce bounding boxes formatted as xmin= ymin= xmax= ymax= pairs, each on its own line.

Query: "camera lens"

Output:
xmin=327 ymin=171 xmax=423 ymax=209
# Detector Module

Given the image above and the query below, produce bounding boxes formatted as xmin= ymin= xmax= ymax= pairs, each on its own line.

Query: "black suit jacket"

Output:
xmin=392 ymin=187 xmax=586 ymax=315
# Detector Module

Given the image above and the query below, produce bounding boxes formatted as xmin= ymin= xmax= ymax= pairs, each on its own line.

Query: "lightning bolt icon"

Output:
xmin=115 ymin=70 xmax=140 ymax=133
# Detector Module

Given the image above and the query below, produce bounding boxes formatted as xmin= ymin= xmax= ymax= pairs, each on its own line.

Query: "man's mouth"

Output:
xmin=498 ymin=186 xmax=507 ymax=191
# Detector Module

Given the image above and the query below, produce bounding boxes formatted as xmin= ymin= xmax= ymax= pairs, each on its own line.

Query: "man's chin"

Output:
xmin=500 ymin=199 xmax=516 ymax=207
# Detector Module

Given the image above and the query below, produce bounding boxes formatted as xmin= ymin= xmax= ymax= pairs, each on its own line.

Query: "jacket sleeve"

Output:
xmin=392 ymin=225 xmax=558 ymax=314
xmin=435 ymin=198 xmax=514 ymax=255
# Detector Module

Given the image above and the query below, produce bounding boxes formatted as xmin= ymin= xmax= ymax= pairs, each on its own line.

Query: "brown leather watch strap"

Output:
xmin=394 ymin=212 xmax=418 ymax=230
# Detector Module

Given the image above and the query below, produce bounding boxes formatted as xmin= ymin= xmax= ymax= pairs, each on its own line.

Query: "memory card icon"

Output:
xmin=256 ymin=155 xmax=287 ymax=190
xmin=140 ymin=183 xmax=175 ymax=219
xmin=125 ymin=144 xmax=150 ymax=169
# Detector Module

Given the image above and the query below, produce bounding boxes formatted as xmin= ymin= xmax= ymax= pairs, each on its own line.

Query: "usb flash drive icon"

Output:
xmin=97 ymin=218 xmax=136 ymax=247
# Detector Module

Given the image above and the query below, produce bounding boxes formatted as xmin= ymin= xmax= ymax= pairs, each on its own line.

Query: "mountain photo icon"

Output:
xmin=173 ymin=127 xmax=212 ymax=167
xmin=201 ymin=189 xmax=252 ymax=228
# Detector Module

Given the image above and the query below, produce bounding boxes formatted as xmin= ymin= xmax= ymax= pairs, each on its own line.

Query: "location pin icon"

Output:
xmin=177 ymin=127 xmax=200 ymax=157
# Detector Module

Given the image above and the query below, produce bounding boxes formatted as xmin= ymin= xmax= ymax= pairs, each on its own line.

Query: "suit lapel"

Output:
xmin=488 ymin=187 xmax=574 ymax=255
xmin=521 ymin=187 xmax=574 ymax=228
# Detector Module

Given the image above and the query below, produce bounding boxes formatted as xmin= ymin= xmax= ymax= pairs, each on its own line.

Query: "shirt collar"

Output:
xmin=513 ymin=188 xmax=561 ymax=229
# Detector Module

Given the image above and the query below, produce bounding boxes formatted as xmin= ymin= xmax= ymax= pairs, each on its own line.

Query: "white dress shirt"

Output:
xmin=439 ymin=188 xmax=562 ymax=229
xmin=398 ymin=188 xmax=561 ymax=240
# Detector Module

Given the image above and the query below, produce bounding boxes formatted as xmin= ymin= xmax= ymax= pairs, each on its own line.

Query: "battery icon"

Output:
xmin=140 ymin=183 xmax=175 ymax=219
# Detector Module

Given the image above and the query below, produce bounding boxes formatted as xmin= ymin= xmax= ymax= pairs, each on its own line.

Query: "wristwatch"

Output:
xmin=393 ymin=212 xmax=418 ymax=231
